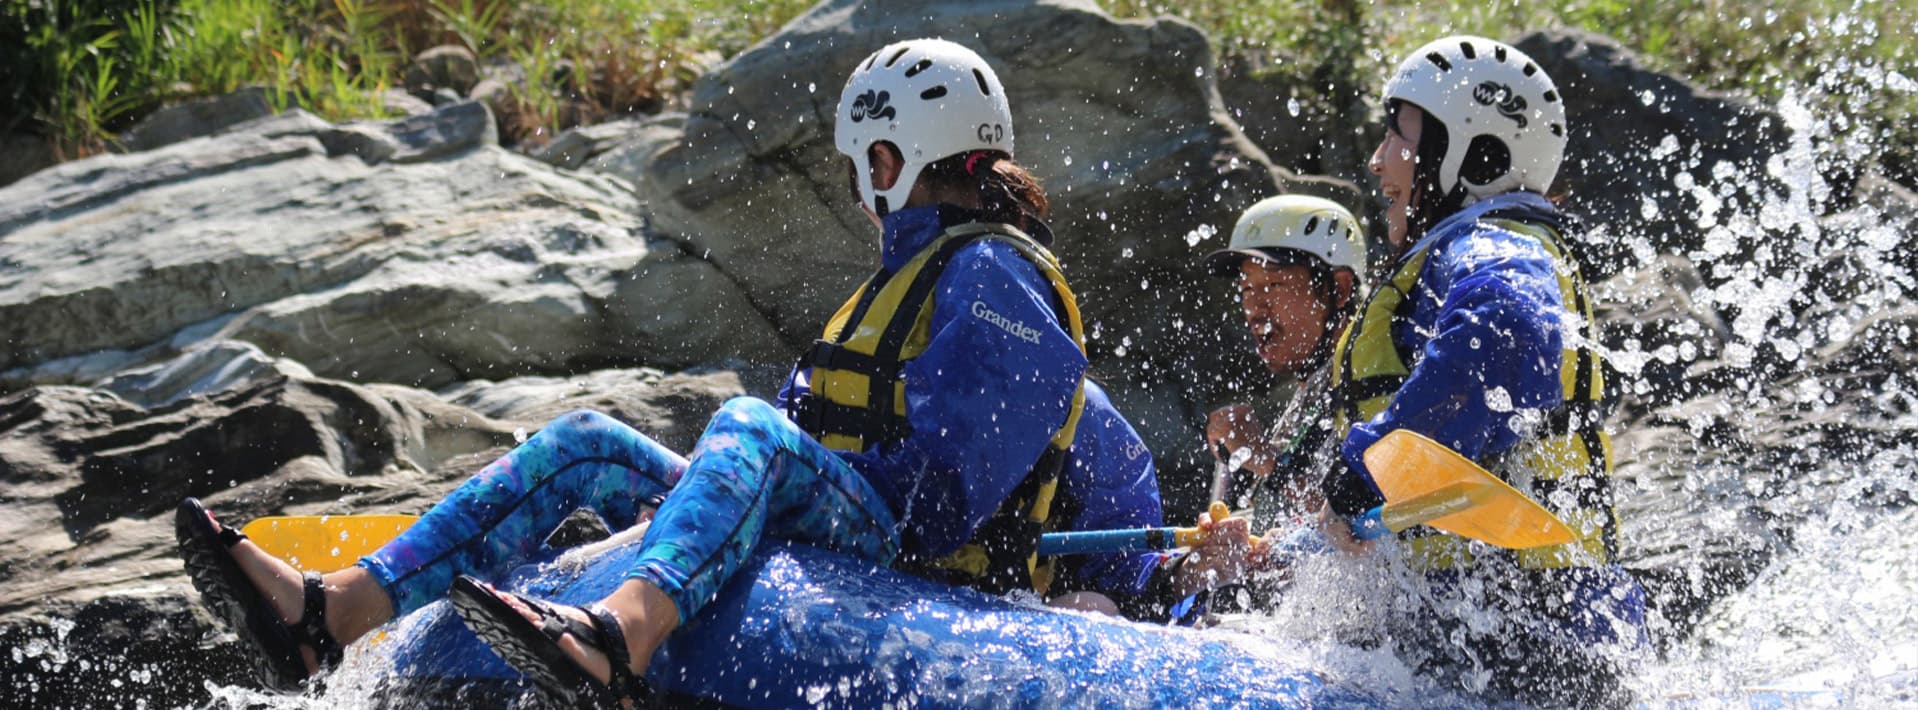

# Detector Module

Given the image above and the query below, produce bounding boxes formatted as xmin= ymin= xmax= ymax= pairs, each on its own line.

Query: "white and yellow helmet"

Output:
xmin=835 ymin=39 xmax=1013 ymax=216
xmin=1383 ymin=35 xmax=1568 ymax=203
xmin=1205 ymin=194 xmax=1365 ymax=289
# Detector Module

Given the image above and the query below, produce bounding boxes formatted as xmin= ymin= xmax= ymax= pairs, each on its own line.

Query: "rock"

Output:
xmin=441 ymin=367 xmax=748 ymax=453
xmin=596 ymin=0 xmax=1353 ymax=454
xmin=467 ymin=76 xmax=519 ymax=142
xmin=0 ymin=361 xmax=740 ymax=706
xmin=531 ymin=118 xmax=645 ymax=169
xmin=588 ymin=113 xmax=687 ymax=179
xmin=98 ymin=339 xmax=314 ymax=409
xmin=1515 ymin=30 xmax=1792 ymax=280
xmin=405 ymin=45 xmax=482 ymax=97
xmin=115 ymin=87 xmax=282 ymax=153
xmin=1216 ymin=49 xmax=1373 ymax=186
xmin=378 ymin=88 xmax=437 ymax=117
xmin=319 ymin=99 xmax=497 ymax=163
xmin=0 ymin=103 xmax=786 ymax=389
xmin=0 ymin=130 xmax=58 ymax=188
xmin=469 ymin=77 xmax=514 ymax=114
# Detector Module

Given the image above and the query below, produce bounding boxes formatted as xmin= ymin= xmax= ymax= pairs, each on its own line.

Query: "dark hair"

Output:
xmin=919 ymin=149 xmax=1049 ymax=232
xmin=846 ymin=146 xmax=1051 ymax=235
xmin=1384 ymin=100 xmax=1465 ymax=245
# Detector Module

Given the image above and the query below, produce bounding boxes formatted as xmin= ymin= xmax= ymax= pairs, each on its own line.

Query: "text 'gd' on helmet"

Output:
xmin=835 ymin=38 xmax=1014 ymax=216
xmin=1383 ymin=35 xmax=1568 ymax=204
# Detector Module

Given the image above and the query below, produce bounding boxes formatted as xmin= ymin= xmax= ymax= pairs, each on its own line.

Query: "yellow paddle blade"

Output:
xmin=240 ymin=514 xmax=419 ymax=573
xmin=1362 ymin=429 xmax=1578 ymax=550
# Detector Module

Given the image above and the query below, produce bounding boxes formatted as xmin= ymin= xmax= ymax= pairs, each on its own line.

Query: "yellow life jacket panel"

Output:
xmin=788 ymin=221 xmax=1086 ymax=595
xmin=1330 ymin=208 xmax=1616 ymax=571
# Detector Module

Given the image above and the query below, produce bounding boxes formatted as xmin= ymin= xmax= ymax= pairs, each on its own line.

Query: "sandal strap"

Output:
xmin=587 ymin=604 xmax=652 ymax=703
xmin=293 ymin=572 xmax=346 ymax=669
xmin=215 ymin=524 xmax=247 ymax=548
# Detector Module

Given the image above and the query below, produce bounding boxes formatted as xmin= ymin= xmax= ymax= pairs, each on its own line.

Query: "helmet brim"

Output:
xmin=1203 ymin=247 xmax=1322 ymax=277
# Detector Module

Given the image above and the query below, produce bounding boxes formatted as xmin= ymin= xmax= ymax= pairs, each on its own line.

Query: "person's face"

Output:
xmin=1237 ymin=260 xmax=1330 ymax=376
xmin=1369 ymin=102 xmax=1424 ymax=249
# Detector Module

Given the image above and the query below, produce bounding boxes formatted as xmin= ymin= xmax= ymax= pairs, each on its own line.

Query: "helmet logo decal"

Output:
xmin=1472 ymin=81 xmax=1528 ymax=128
xmin=975 ymin=123 xmax=1005 ymax=144
xmin=850 ymin=90 xmax=896 ymax=122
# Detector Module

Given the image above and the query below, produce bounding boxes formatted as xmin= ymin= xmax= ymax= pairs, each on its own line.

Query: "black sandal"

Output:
xmin=449 ymin=575 xmax=654 ymax=708
xmin=174 ymin=497 xmax=345 ymax=690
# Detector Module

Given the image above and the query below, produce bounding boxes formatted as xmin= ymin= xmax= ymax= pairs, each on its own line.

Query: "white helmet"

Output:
xmin=836 ymin=39 xmax=1013 ymax=216
xmin=1383 ymin=36 xmax=1567 ymax=204
xmin=1205 ymin=195 xmax=1365 ymax=288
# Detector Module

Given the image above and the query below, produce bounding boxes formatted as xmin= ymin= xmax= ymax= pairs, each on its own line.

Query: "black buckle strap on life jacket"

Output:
xmin=899 ymin=443 xmax=1069 ymax=595
xmin=790 ymin=234 xmax=984 ymax=451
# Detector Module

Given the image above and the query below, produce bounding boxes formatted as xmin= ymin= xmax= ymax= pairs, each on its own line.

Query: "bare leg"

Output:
xmin=1047 ymin=591 xmax=1121 ymax=617
xmin=225 ymin=537 xmax=394 ymax=672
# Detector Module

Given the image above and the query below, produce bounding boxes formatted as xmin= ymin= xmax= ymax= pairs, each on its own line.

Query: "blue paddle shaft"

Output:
xmin=1350 ymin=506 xmax=1391 ymax=541
xmin=1037 ymin=527 xmax=1183 ymax=556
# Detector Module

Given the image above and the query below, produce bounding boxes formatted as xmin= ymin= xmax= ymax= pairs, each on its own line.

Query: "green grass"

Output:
xmin=1 ymin=0 xmax=813 ymax=157
xmin=3 ymin=0 xmax=1910 ymax=174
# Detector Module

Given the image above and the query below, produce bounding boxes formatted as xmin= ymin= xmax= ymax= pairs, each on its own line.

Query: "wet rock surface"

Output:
xmin=0 ymin=343 xmax=743 ymax=707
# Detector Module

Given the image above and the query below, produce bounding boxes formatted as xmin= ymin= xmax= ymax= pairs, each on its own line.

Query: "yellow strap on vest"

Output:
xmin=1330 ymin=217 xmax=1616 ymax=571
xmin=808 ymin=222 xmax=1086 ymax=594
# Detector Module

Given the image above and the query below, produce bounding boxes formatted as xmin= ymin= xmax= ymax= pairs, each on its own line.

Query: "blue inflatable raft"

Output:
xmin=377 ymin=540 xmax=1385 ymax=708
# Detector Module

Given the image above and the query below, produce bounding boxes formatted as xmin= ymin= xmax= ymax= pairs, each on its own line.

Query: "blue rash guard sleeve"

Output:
xmin=838 ymin=240 xmax=1088 ymax=557
xmin=1337 ymin=223 xmax=1569 ymax=503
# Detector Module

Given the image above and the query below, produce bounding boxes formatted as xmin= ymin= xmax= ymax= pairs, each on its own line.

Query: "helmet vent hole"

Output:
xmin=1461 ymin=135 xmax=1512 ymax=185
xmin=905 ymin=58 xmax=933 ymax=78
xmin=920 ymin=85 xmax=948 ymax=100
xmin=1494 ymin=46 xmax=1508 ymax=63
xmin=861 ymin=55 xmax=877 ymax=71
xmin=885 ymin=47 xmax=911 ymax=68
xmin=1550 ymin=122 xmax=1564 ymax=137
xmin=1460 ymin=42 xmax=1477 ymax=59
xmin=1305 ymin=216 xmax=1321 ymax=234
xmin=1543 ymin=89 xmax=1558 ymax=103
xmin=1426 ymin=52 xmax=1452 ymax=71
xmin=973 ymin=69 xmax=992 ymax=95
xmin=1523 ymin=63 xmax=1538 ymax=77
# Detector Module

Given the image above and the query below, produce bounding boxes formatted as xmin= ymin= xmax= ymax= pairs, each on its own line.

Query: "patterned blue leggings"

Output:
xmin=359 ymin=397 xmax=902 ymax=622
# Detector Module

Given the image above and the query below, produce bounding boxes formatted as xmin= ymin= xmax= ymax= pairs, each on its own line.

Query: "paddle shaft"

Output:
xmin=1040 ymin=480 xmax=1501 ymax=556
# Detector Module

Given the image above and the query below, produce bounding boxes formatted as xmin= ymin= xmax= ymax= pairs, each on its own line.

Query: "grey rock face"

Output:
xmin=0 ymin=102 xmax=784 ymax=390
xmin=406 ymin=45 xmax=483 ymax=97
xmin=115 ymin=86 xmax=283 ymax=153
xmin=532 ymin=118 xmax=648 ymax=169
xmin=0 ymin=130 xmax=59 ymax=188
xmin=0 ymin=361 xmax=739 ymax=708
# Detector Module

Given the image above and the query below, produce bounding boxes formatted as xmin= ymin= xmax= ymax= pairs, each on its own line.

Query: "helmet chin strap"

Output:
xmin=1296 ymin=268 xmax=1354 ymax=376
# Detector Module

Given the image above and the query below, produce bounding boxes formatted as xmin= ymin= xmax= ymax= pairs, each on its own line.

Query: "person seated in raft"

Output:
xmin=1142 ymin=195 xmax=1368 ymax=616
xmin=174 ymin=38 xmax=1168 ymax=705
xmin=1298 ymin=36 xmax=1648 ymax=707
xmin=1201 ymin=195 xmax=1366 ymax=531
